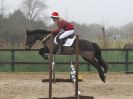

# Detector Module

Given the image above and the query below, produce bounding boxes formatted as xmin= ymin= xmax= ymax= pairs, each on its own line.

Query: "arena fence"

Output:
xmin=0 ymin=49 xmax=133 ymax=72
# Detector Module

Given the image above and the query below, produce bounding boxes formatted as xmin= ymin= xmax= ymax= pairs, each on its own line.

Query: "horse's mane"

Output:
xmin=26 ymin=29 xmax=50 ymax=35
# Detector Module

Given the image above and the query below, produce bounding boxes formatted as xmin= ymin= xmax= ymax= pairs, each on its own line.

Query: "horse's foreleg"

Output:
xmin=39 ymin=47 xmax=49 ymax=60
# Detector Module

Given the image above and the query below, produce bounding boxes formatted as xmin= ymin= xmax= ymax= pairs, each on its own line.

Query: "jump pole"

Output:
xmin=75 ymin=35 xmax=94 ymax=99
xmin=39 ymin=34 xmax=94 ymax=99
xmin=49 ymin=33 xmax=54 ymax=99
xmin=75 ymin=35 xmax=79 ymax=98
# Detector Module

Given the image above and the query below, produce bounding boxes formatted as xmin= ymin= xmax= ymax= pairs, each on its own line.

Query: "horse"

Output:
xmin=25 ymin=29 xmax=108 ymax=83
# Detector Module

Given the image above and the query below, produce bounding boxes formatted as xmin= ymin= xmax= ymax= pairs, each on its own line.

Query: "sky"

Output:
xmin=3 ymin=0 xmax=133 ymax=27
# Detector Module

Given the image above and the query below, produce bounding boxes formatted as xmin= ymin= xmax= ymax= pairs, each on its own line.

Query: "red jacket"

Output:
xmin=53 ymin=18 xmax=74 ymax=34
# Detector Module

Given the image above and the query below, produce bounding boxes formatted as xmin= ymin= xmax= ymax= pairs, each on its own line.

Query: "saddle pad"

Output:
xmin=54 ymin=36 xmax=76 ymax=47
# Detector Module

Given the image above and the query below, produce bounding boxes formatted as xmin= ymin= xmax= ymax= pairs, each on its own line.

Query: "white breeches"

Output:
xmin=59 ymin=30 xmax=74 ymax=39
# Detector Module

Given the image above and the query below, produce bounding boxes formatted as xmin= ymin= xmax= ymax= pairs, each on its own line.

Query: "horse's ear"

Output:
xmin=26 ymin=30 xmax=31 ymax=35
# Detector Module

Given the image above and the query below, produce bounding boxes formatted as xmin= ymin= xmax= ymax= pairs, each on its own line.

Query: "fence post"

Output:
xmin=75 ymin=35 xmax=79 ymax=98
xmin=11 ymin=49 xmax=15 ymax=72
xmin=49 ymin=34 xmax=54 ymax=99
xmin=125 ymin=49 xmax=129 ymax=72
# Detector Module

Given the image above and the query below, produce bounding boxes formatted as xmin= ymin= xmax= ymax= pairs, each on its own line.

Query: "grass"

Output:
xmin=94 ymin=39 xmax=133 ymax=48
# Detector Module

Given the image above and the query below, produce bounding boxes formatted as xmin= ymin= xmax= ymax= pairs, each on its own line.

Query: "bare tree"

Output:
xmin=0 ymin=0 xmax=8 ymax=18
xmin=0 ymin=0 xmax=4 ymax=17
xmin=0 ymin=0 xmax=6 ymax=32
xmin=20 ymin=0 xmax=47 ymax=28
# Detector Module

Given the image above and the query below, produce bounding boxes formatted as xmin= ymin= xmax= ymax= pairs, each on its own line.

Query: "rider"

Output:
xmin=51 ymin=11 xmax=74 ymax=54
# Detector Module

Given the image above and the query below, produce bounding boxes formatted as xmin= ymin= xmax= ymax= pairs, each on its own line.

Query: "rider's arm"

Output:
xmin=53 ymin=20 xmax=65 ymax=34
xmin=53 ymin=29 xmax=60 ymax=34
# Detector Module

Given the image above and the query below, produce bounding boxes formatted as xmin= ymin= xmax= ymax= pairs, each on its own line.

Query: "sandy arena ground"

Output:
xmin=0 ymin=72 xmax=133 ymax=99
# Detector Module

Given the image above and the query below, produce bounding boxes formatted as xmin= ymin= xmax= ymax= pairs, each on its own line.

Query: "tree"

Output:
xmin=0 ymin=0 xmax=6 ymax=31
xmin=2 ymin=10 xmax=27 ymax=43
xmin=0 ymin=0 xmax=4 ymax=17
xmin=2 ymin=9 xmax=47 ymax=45
xmin=20 ymin=0 xmax=47 ymax=28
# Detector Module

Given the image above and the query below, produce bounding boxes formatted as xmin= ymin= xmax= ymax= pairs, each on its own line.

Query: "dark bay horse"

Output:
xmin=25 ymin=29 xmax=108 ymax=83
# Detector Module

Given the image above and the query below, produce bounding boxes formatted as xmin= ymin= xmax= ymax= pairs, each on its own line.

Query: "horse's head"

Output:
xmin=25 ymin=30 xmax=36 ymax=49
xmin=25 ymin=29 xmax=51 ymax=49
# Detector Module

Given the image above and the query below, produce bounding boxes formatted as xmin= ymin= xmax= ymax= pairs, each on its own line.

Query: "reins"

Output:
xmin=41 ymin=34 xmax=52 ymax=42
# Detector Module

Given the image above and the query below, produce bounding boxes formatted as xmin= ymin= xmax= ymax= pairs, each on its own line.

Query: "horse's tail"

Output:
xmin=92 ymin=43 xmax=108 ymax=73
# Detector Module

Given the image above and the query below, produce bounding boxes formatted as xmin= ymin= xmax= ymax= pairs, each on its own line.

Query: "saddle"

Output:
xmin=56 ymin=34 xmax=75 ymax=45
xmin=54 ymin=34 xmax=75 ymax=47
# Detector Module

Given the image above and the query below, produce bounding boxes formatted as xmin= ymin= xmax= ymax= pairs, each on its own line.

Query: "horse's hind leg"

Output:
xmin=82 ymin=57 xmax=106 ymax=83
xmin=93 ymin=43 xmax=108 ymax=73
xmin=95 ymin=55 xmax=108 ymax=73
xmin=90 ymin=60 xmax=106 ymax=83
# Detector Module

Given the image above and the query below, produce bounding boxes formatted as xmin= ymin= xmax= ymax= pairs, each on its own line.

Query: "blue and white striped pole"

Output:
xmin=70 ymin=60 xmax=80 ymax=96
xmin=70 ymin=63 xmax=76 ymax=83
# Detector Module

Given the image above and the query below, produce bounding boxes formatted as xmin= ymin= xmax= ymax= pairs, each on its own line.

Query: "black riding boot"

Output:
xmin=57 ymin=39 xmax=64 ymax=55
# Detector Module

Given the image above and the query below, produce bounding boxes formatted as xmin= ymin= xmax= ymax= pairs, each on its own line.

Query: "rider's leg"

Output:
xmin=59 ymin=30 xmax=74 ymax=39
xmin=57 ymin=30 xmax=74 ymax=54
xmin=56 ymin=38 xmax=64 ymax=54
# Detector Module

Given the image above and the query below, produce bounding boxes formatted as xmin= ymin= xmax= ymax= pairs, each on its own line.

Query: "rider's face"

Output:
xmin=52 ymin=18 xmax=58 ymax=22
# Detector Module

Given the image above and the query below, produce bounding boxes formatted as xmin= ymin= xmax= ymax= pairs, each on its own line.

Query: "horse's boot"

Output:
xmin=56 ymin=39 xmax=64 ymax=55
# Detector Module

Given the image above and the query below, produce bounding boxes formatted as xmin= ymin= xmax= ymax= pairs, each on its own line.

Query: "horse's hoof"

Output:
xmin=101 ymin=76 xmax=106 ymax=83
